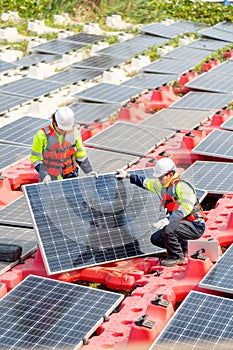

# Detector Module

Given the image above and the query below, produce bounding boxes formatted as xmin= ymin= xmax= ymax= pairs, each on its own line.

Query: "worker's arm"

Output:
xmin=74 ymin=128 xmax=93 ymax=174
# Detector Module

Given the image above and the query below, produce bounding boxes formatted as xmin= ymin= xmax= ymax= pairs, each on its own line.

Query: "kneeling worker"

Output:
xmin=116 ymin=158 xmax=205 ymax=266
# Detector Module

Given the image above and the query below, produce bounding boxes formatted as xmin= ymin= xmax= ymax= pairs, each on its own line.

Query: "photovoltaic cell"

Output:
xmin=143 ymin=58 xmax=201 ymax=75
xmin=69 ymin=102 xmax=121 ymax=124
xmin=45 ymin=68 xmax=102 ymax=86
xmin=187 ymin=38 xmax=231 ymax=51
xmin=13 ymin=53 xmax=62 ymax=68
xmin=199 ymin=27 xmax=233 ymax=42
xmin=149 ymin=291 xmax=233 ymax=350
xmin=0 ymin=60 xmax=17 ymax=73
xmin=122 ymin=73 xmax=178 ymax=90
xmin=140 ymin=22 xmax=188 ymax=38
xmin=207 ymin=61 xmax=233 ymax=76
xmin=84 ymin=121 xmax=175 ymax=156
xmin=199 ymin=243 xmax=233 ymax=294
xmin=170 ymin=92 xmax=233 ymax=111
xmin=0 ymin=275 xmax=124 ymax=349
xmin=163 ymin=46 xmax=212 ymax=61
xmin=220 ymin=115 xmax=233 ymax=130
xmin=0 ymin=93 xmax=28 ymax=115
xmin=191 ymin=129 xmax=233 ymax=160
xmin=73 ymin=83 xmax=144 ymax=104
xmin=0 ymin=144 xmax=30 ymax=171
xmin=0 ymin=196 xmax=33 ymax=228
xmin=72 ymin=55 xmax=125 ymax=71
xmin=214 ymin=21 xmax=233 ymax=33
xmin=65 ymin=32 xmax=106 ymax=43
xmin=182 ymin=161 xmax=233 ymax=194
xmin=97 ymin=41 xmax=147 ymax=59
xmin=30 ymin=39 xmax=85 ymax=54
xmin=0 ymin=77 xmax=63 ymax=99
xmin=23 ymin=168 xmax=166 ymax=275
xmin=171 ymin=20 xmax=207 ymax=32
xmin=185 ymin=72 xmax=233 ymax=93
xmin=123 ymin=35 xmax=168 ymax=48
xmin=0 ymin=116 xmax=49 ymax=147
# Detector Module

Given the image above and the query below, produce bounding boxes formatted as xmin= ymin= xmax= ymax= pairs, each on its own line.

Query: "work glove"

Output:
xmin=153 ymin=218 xmax=169 ymax=230
xmin=43 ymin=174 xmax=52 ymax=185
xmin=115 ymin=169 xmax=128 ymax=179
xmin=87 ymin=170 xmax=98 ymax=178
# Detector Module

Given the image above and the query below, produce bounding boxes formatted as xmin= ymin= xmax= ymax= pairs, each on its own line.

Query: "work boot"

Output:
xmin=160 ymin=256 xmax=186 ymax=267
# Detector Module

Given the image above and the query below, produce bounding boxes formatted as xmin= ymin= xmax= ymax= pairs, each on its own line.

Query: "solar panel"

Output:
xmin=0 ymin=93 xmax=28 ymax=115
xmin=65 ymin=32 xmax=106 ymax=43
xmin=22 ymin=168 xmax=166 ymax=274
xmin=199 ymin=27 xmax=233 ymax=42
xmin=170 ymin=92 xmax=233 ymax=111
xmin=149 ymin=290 xmax=233 ymax=350
xmin=30 ymin=39 xmax=85 ymax=54
xmin=171 ymin=20 xmax=207 ymax=32
xmin=138 ymin=108 xmax=212 ymax=131
xmin=0 ymin=226 xmax=37 ymax=275
xmin=85 ymin=148 xmax=140 ymax=174
xmin=0 ymin=116 xmax=49 ymax=147
xmin=214 ymin=21 xmax=233 ymax=33
xmin=143 ymin=58 xmax=201 ymax=75
xmin=220 ymin=115 xmax=233 ymax=131
xmin=0 ymin=196 xmax=33 ymax=228
xmin=70 ymin=102 xmax=121 ymax=124
xmin=185 ymin=72 xmax=233 ymax=93
xmin=45 ymin=68 xmax=102 ymax=85
xmin=14 ymin=53 xmax=62 ymax=68
xmin=122 ymin=73 xmax=178 ymax=90
xmin=192 ymin=129 xmax=233 ymax=160
xmin=97 ymin=41 xmax=146 ymax=59
xmin=199 ymin=243 xmax=233 ymax=294
xmin=73 ymin=83 xmax=144 ymax=104
xmin=207 ymin=61 xmax=233 ymax=76
xmin=140 ymin=22 xmax=187 ymax=38
xmin=0 ymin=78 xmax=63 ymax=99
xmin=0 ymin=275 xmax=124 ymax=349
xmin=187 ymin=38 xmax=231 ymax=51
xmin=72 ymin=55 xmax=125 ymax=71
xmin=84 ymin=121 xmax=175 ymax=156
xmin=0 ymin=60 xmax=17 ymax=73
xmin=123 ymin=34 xmax=168 ymax=48
xmin=163 ymin=46 xmax=212 ymax=61
xmin=182 ymin=161 xmax=233 ymax=194
xmin=0 ymin=144 xmax=30 ymax=171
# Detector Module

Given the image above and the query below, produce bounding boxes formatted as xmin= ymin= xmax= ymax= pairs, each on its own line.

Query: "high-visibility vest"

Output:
xmin=42 ymin=126 xmax=77 ymax=177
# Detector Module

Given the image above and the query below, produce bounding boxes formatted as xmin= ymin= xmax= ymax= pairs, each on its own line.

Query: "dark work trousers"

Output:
xmin=151 ymin=220 xmax=205 ymax=259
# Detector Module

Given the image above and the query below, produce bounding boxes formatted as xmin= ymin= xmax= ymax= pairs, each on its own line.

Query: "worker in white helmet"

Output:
xmin=30 ymin=106 xmax=97 ymax=184
xmin=116 ymin=157 xmax=205 ymax=266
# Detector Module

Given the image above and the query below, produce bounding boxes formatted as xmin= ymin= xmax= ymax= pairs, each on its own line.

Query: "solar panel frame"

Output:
xmin=23 ymin=168 xmax=166 ymax=275
xmin=149 ymin=290 xmax=233 ymax=350
xmin=29 ymin=39 xmax=85 ymax=54
xmin=185 ymin=72 xmax=233 ymax=93
xmin=13 ymin=53 xmax=62 ymax=68
xmin=0 ymin=144 xmax=30 ymax=171
xmin=0 ymin=93 xmax=29 ymax=115
xmin=0 ymin=275 xmax=124 ymax=349
xmin=187 ymin=38 xmax=231 ymax=51
xmin=72 ymin=55 xmax=125 ymax=71
xmin=199 ymin=243 xmax=233 ymax=294
xmin=0 ymin=196 xmax=33 ymax=228
xmin=122 ymin=73 xmax=178 ymax=90
xmin=143 ymin=58 xmax=201 ymax=75
xmin=0 ymin=60 xmax=17 ymax=73
xmin=199 ymin=27 xmax=233 ymax=42
xmin=45 ymin=68 xmax=102 ymax=85
xmin=162 ymin=46 xmax=213 ymax=61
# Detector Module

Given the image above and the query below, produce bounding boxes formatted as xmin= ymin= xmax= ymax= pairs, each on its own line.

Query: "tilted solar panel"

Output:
xmin=214 ymin=21 xmax=233 ymax=33
xmin=70 ymin=102 xmax=121 ymax=124
xmin=30 ymin=39 xmax=85 ymax=54
xmin=65 ymin=32 xmax=106 ymax=43
xmin=14 ymin=53 xmax=62 ymax=68
xmin=45 ymin=68 xmax=102 ymax=86
xmin=97 ymin=41 xmax=146 ymax=59
xmin=207 ymin=61 xmax=233 ymax=76
xmin=199 ymin=27 xmax=233 ymax=42
xmin=0 ymin=144 xmax=30 ymax=171
xmin=72 ymin=55 xmax=125 ymax=71
xmin=187 ymin=38 xmax=231 ymax=51
xmin=0 ymin=60 xmax=17 ymax=73
xmin=185 ymin=72 xmax=233 ymax=93
xmin=220 ymin=115 xmax=233 ymax=130
xmin=122 ymin=73 xmax=178 ymax=90
xmin=0 ymin=93 xmax=29 ymax=115
xmin=0 ymin=196 xmax=33 ymax=228
xmin=140 ymin=22 xmax=187 ymax=38
xmin=163 ymin=46 xmax=212 ymax=61
xmin=143 ymin=58 xmax=201 ymax=75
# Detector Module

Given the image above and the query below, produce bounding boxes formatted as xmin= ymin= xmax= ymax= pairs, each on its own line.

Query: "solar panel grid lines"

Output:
xmin=162 ymin=46 xmax=213 ymax=61
xmin=22 ymin=168 xmax=165 ymax=275
xmin=185 ymin=72 xmax=233 ymax=93
xmin=72 ymin=55 xmax=125 ymax=71
xmin=0 ymin=144 xmax=30 ymax=171
xmin=149 ymin=290 xmax=233 ymax=350
xmin=70 ymin=102 xmax=121 ymax=124
xmin=13 ymin=53 xmax=62 ymax=68
xmin=97 ymin=41 xmax=148 ymax=59
xmin=199 ymin=243 xmax=233 ymax=294
xmin=121 ymin=73 xmax=178 ymax=90
xmin=220 ymin=115 xmax=233 ymax=130
xmin=206 ymin=61 xmax=233 ymax=76
xmin=187 ymin=38 xmax=232 ymax=51
xmin=122 ymin=34 xmax=169 ymax=48
xmin=0 ymin=275 xmax=124 ymax=349
xmin=142 ymin=58 xmax=202 ymax=75
xmin=0 ymin=93 xmax=29 ymax=115
xmin=0 ymin=196 xmax=33 ymax=228
xmin=29 ymin=39 xmax=85 ymax=54
xmin=45 ymin=67 xmax=102 ymax=86
xmin=199 ymin=27 xmax=233 ymax=42
xmin=64 ymin=32 xmax=106 ymax=44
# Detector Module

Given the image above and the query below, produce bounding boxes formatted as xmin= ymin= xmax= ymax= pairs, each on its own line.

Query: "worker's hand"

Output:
xmin=43 ymin=174 xmax=52 ymax=185
xmin=153 ymin=218 xmax=169 ymax=230
xmin=115 ymin=169 xmax=128 ymax=179
xmin=87 ymin=170 xmax=98 ymax=178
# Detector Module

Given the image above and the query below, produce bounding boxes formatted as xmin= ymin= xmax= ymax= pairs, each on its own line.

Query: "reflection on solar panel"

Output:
xmin=65 ymin=32 xmax=106 ymax=43
xmin=140 ymin=22 xmax=186 ymax=38
xmin=221 ymin=115 xmax=233 ymax=130
xmin=0 ymin=226 xmax=37 ymax=275
xmin=163 ymin=46 xmax=212 ymax=61
xmin=187 ymin=38 xmax=231 ymax=51
xmin=0 ymin=144 xmax=30 ymax=171
xmin=182 ymin=161 xmax=233 ymax=194
xmin=85 ymin=148 xmax=139 ymax=174
xmin=214 ymin=21 xmax=233 ymax=33
xmin=122 ymin=73 xmax=178 ymax=90
xmin=207 ymin=61 xmax=233 ymax=76
xmin=0 ymin=275 xmax=123 ymax=349
xmin=199 ymin=27 xmax=233 ymax=42
xmin=0 ymin=60 xmax=16 ymax=73
xmin=123 ymin=35 xmax=168 ymax=48
xmin=0 ymin=93 xmax=28 ymax=115
xmin=45 ymin=68 xmax=102 ymax=85
xmin=97 ymin=41 xmax=146 ymax=59
xmin=14 ymin=53 xmax=62 ymax=68
xmin=149 ymin=290 xmax=233 ymax=350
xmin=185 ymin=72 xmax=233 ymax=93
xmin=73 ymin=83 xmax=143 ymax=104
xmin=84 ymin=122 xmax=175 ymax=156
xmin=72 ymin=55 xmax=125 ymax=71
xmin=70 ymin=102 xmax=121 ymax=124
xmin=0 ymin=196 xmax=33 ymax=228
xmin=138 ymin=108 xmax=212 ymax=131
xmin=30 ymin=39 xmax=85 ymax=54
xmin=0 ymin=77 xmax=63 ymax=99
xmin=0 ymin=116 xmax=49 ymax=147
xmin=170 ymin=92 xmax=233 ymax=111
xmin=23 ymin=168 xmax=166 ymax=274
xmin=143 ymin=58 xmax=201 ymax=75
xmin=199 ymin=243 xmax=233 ymax=294
xmin=192 ymin=129 xmax=233 ymax=160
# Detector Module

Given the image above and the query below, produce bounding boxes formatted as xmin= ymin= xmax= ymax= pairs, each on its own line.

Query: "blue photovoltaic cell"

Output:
xmin=185 ymin=72 xmax=233 ymax=93
xmin=143 ymin=58 xmax=201 ymax=75
xmin=45 ymin=68 xmax=102 ymax=86
xmin=149 ymin=291 xmax=233 ymax=350
xmin=22 ymin=168 xmax=166 ymax=275
xmin=0 ymin=275 xmax=124 ymax=349
xmin=30 ymin=39 xmax=85 ymax=54
xmin=122 ymin=73 xmax=178 ymax=90
xmin=0 ymin=144 xmax=30 ymax=171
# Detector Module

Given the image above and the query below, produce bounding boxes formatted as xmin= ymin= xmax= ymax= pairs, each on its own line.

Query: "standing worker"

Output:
xmin=30 ymin=106 xmax=97 ymax=184
xmin=116 ymin=158 xmax=205 ymax=266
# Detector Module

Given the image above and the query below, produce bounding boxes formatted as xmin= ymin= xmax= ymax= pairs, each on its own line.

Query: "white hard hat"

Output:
xmin=153 ymin=158 xmax=176 ymax=178
xmin=55 ymin=106 xmax=74 ymax=131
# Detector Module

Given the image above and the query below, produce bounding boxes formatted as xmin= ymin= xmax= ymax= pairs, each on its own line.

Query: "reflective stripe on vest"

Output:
xmin=42 ymin=125 xmax=77 ymax=177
